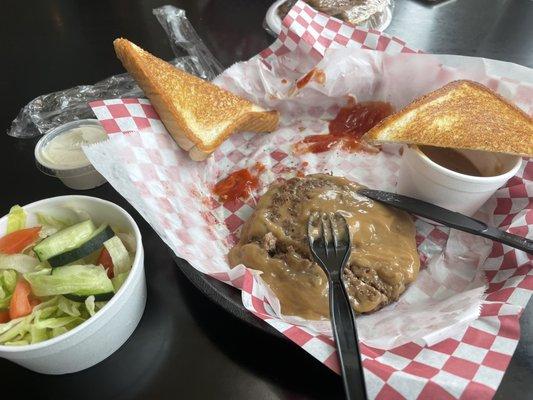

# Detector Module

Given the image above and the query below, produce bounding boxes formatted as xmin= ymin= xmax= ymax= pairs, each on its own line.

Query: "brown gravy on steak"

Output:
xmin=228 ymin=174 xmax=420 ymax=320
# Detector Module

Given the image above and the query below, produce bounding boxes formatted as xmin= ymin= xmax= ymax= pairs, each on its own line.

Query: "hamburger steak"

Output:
xmin=228 ymin=174 xmax=420 ymax=319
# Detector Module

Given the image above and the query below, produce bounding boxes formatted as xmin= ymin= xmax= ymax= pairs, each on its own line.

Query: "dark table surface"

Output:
xmin=1 ymin=0 xmax=532 ymax=399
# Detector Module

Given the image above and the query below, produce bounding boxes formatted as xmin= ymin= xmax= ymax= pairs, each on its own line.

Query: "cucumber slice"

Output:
xmin=25 ymin=264 xmax=114 ymax=297
xmin=34 ymin=220 xmax=96 ymax=261
xmin=48 ymin=225 xmax=115 ymax=268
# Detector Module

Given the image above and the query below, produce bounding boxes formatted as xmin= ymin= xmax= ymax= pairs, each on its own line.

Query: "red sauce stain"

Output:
xmin=296 ymin=71 xmax=313 ymax=89
xmin=296 ymin=68 xmax=326 ymax=89
xmin=294 ymin=101 xmax=393 ymax=154
xmin=315 ymin=70 xmax=326 ymax=85
xmin=329 ymin=101 xmax=392 ymax=136
xmin=201 ymin=196 xmax=218 ymax=210
xmin=281 ymin=78 xmax=288 ymax=84
xmin=213 ymin=169 xmax=258 ymax=202
xmin=253 ymin=162 xmax=266 ymax=173
xmin=272 ymin=162 xmax=309 ymax=178
xmin=213 ymin=162 xmax=266 ymax=203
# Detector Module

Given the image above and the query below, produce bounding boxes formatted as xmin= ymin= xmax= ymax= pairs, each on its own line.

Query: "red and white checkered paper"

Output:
xmin=85 ymin=2 xmax=532 ymax=399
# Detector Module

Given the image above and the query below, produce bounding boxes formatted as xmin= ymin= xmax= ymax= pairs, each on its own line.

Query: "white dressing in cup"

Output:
xmin=35 ymin=119 xmax=108 ymax=190
xmin=40 ymin=124 xmax=106 ymax=168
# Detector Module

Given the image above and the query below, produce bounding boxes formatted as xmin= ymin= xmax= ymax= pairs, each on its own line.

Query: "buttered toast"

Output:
xmin=113 ymin=38 xmax=279 ymax=160
xmin=363 ymin=80 xmax=533 ymax=156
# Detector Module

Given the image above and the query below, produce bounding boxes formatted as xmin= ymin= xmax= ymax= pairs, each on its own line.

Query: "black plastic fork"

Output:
xmin=308 ymin=212 xmax=368 ymax=400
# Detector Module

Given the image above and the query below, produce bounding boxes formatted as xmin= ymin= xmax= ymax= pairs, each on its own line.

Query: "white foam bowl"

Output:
xmin=0 ymin=195 xmax=146 ymax=374
xmin=397 ymin=146 xmax=522 ymax=217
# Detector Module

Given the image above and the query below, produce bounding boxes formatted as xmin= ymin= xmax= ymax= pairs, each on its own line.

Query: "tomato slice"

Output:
xmin=0 ymin=310 xmax=9 ymax=323
xmin=9 ymin=280 xmax=34 ymax=320
xmin=98 ymin=248 xmax=114 ymax=278
xmin=0 ymin=226 xmax=41 ymax=254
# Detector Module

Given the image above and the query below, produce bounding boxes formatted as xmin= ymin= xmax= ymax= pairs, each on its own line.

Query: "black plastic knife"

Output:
xmin=358 ymin=189 xmax=533 ymax=255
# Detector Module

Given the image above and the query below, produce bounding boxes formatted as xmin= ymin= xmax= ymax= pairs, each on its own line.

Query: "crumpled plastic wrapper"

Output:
xmin=274 ymin=0 xmax=393 ymax=30
xmin=153 ymin=5 xmax=223 ymax=80
xmin=7 ymin=5 xmax=222 ymax=139
xmin=8 ymin=73 xmax=142 ymax=139
xmin=331 ymin=0 xmax=392 ymax=25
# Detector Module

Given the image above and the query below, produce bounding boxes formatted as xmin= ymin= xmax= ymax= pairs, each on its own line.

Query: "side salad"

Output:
xmin=0 ymin=205 xmax=135 ymax=346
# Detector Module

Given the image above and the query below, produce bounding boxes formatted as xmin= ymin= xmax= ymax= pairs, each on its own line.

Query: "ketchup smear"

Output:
xmin=296 ymin=101 xmax=393 ymax=154
xmin=296 ymin=68 xmax=326 ymax=89
xmin=213 ymin=162 xmax=265 ymax=203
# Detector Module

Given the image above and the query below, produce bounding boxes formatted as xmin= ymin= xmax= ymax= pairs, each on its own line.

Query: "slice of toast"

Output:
xmin=113 ymin=38 xmax=279 ymax=160
xmin=363 ymin=80 xmax=533 ymax=156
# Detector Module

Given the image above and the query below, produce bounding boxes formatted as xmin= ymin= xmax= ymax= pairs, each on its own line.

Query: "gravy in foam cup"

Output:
xmin=397 ymin=145 xmax=522 ymax=217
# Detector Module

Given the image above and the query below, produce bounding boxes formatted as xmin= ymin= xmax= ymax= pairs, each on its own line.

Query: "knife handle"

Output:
xmin=483 ymin=227 xmax=533 ymax=254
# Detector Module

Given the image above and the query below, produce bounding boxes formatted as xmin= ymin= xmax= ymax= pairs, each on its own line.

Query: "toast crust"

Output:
xmin=363 ymin=80 xmax=533 ymax=156
xmin=113 ymin=38 xmax=279 ymax=157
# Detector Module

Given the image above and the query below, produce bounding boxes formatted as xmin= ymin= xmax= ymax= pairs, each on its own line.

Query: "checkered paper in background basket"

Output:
xmin=85 ymin=1 xmax=533 ymax=399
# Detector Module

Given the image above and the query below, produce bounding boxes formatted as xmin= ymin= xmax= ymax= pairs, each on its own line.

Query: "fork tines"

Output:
xmin=308 ymin=212 xmax=350 ymax=271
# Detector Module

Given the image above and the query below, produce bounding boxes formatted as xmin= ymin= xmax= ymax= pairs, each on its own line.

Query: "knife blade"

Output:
xmin=358 ymin=188 xmax=533 ymax=255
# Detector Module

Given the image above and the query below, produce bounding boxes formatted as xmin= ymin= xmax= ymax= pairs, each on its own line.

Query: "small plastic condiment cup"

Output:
xmin=34 ymin=119 xmax=107 ymax=190
xmin=397 ymin=145 xmax=522 ymax=217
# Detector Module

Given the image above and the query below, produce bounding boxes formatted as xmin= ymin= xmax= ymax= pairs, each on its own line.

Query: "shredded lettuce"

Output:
xmin=36 ymin=212 xmax=70 ymax=237
xmin=0 ymin=315 xmax=32 ymax=343
xmin=0 ymin=318 xmax=22 ymax=336
xmin=24 ymin=264 xmax=114 ymax=297
xmin=0 ymin=270 xmax=17 ymax=308
xmin=34 ymin=316 xmax=83 ymax=330
xmin=36 ymin=212 xmax=72 ymax=231
xmin=36 ymin=207 xmax=84 ymax=238
xmin=116 ymin=232 xmax=136 ymax=253
xmin=4 ymin=339 xmax=30 ymax=346
xmin=85 ymin=295 xmax=96 ymax=317
xmin=29 ymin=325 xmax=49 ymax=344
xmin=111 ymin=272 xmax=129 ymax=292
xmin=36 ymin=306 xmax=58 ymax=321
xmin=0 ymin=254 xmax=40 ymax=274
xmin=24 ymin=266 xmax=52 ymax=278
xmin=104 ymin=236 xmax=132 ymax=275
xmin=70 ymin=208 xmax=91 ymax=222
xmin=0 ymin=295 xmax=107 ymax=345
xmin=52 ymin=326 xmax=68 ymax=337
xmin=58 ymin=295 xmax=82 ymax=317
xmin=6 ymin=205 xmax=26 ymax=234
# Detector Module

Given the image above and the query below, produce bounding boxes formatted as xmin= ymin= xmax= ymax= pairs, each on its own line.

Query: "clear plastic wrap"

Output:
xmin=265 ymin=0 xmax=394 ymax=36
xmin=8 ymin=73 xmax=142 ymax=139
xmin=339 ymin=0 xmax=394 ymax=25
xmin=8 ymin=5 xmax=222 ymax=139
xmin=153 ymin=5 xmax=223 ymax=80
